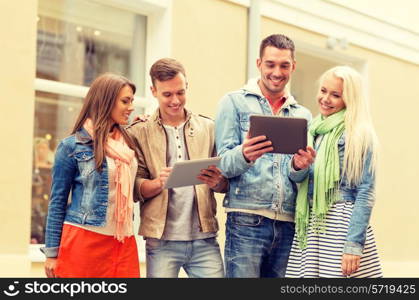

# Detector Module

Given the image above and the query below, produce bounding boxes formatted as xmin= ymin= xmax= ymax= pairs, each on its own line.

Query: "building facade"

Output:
xmin=1 ymin=0 xmax=418 ymax=277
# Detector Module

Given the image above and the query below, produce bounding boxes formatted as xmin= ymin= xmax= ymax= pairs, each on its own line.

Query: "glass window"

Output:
xmin=31 ymin=0 xmax=147 ymax=246
xmin=32 ymin=91 xmax=83 ymax=244
xmin=36 ymin=0 xmax=142 ymax=86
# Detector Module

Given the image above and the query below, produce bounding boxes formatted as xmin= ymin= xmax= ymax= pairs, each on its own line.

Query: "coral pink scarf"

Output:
xmin=83 ymin=119 xmax=135 ymax=242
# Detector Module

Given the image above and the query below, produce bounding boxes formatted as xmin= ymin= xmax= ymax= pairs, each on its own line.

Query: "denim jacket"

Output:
xmin=289 ymin=133 xmax=376 ymax=255
xmin=215 ymin=78 xmax=312 ymax=215
xmin=41 ymin=128 xmax=110 ymax=258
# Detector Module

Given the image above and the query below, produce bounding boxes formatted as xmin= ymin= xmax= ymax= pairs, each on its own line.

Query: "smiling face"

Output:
xmin=110 ymin=85 xmax=134 ymax=125
xmin=151 ymin=73 xmax=187 ymax=123
xmin=257 ymin=46 xmax=296 ymax=99
xmin=317 ymin=74 xmax=346 ymax=117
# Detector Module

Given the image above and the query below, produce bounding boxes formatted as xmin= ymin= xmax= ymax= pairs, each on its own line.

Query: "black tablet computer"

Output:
xmin=248 ymin=115 xmax=307 ymax=154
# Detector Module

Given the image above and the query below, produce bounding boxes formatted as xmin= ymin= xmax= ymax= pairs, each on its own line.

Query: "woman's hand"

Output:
xmin=45 ymin=257 xmax=58 ymax=278
xmin=341 ymin=253 xmax=361 ymax=276
xmin=292 ymin=146 xmax=316 ymax=170
xmin=132 ymin=114 xmax=150 ymax=122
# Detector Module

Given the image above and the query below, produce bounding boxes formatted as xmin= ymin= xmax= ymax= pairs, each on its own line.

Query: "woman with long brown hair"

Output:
xmin=41 ymin=73 xmax=140 ymax=277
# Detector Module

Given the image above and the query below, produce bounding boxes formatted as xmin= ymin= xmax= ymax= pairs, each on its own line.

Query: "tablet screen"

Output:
xmin=164 ymin=157 xmax=222 ymax=189
xmin=248 ymin=115 xmax=307 ymax=154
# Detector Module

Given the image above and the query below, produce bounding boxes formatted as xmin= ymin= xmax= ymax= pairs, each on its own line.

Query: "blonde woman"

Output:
xmin=285 ymin=66 xmax=382 ymax=277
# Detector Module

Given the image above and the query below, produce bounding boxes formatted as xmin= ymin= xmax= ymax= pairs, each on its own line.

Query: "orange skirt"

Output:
xmin=55 ymin=224 xmax=140 ymax=278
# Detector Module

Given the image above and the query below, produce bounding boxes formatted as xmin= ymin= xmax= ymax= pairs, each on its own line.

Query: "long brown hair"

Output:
xmin=72 ymin=73 xmax=137 ymax=171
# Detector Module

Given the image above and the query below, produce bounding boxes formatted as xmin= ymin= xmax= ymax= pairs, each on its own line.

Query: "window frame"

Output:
xmin=30 ymin=0 xmax=170 ymax=263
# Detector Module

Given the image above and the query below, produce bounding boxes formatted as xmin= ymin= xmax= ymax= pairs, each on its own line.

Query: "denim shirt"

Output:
xmin=41 ymin=128 xmax=110 ymax=258
xmin=215 ymin=79 xmax=312 ymax=215
xmin=289 ymin=133 xmax=376 ymax=255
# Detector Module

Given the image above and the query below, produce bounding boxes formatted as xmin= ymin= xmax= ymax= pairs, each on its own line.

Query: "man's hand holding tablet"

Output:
xmin=242 ymin=133 xmax=274 ymax=163
xmin=197 ymin=165 xmax=228 ymax=192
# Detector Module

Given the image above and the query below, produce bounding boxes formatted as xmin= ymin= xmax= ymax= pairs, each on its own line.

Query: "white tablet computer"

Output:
xmin=164 ymin=157 xmax=222 ymax=189
xmin=248 ymin=115 xmax=307 ymax=154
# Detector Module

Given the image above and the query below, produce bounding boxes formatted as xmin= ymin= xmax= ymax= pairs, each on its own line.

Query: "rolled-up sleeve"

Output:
xmin=288 ymin=159 xmax=310 ymax=183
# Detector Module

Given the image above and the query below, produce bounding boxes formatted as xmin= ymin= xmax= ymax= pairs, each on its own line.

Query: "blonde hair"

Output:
xmin=319 ymin=66 xmax=378 ymax=185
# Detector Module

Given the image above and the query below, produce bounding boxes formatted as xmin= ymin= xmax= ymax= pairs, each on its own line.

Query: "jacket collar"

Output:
xmin=152 ymin=108 xmax=192 ymax=126
xmin=242 ymin=77 xmax=298 ymax=109
xmin=75 ymin=127 xmax=93 ymax=144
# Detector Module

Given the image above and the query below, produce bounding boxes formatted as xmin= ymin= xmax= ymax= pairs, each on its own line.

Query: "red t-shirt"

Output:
xmin=266 ymin=95 xmax=286 ymax=115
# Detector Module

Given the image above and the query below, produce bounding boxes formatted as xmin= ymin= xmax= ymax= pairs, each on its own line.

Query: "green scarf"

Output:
xmin=295 ymin=109 xmax=346 ymax=249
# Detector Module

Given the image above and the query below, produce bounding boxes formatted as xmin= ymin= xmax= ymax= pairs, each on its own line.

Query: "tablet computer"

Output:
xmin=164 ymin=157 xmax=222 ymax=189
xmin=248 ymin=115 xmax=307 ymax=154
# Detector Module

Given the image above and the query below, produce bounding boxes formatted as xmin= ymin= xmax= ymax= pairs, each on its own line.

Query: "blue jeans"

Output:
xmin=225 ymin=212 xmax=295 ymax=278
xmin=145 ymin=237 xmax=225 ymax=278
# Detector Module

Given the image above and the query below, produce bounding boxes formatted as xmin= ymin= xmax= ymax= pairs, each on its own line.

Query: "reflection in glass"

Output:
xmin=36 ymin=0 xmax=135 ymax=86
xmin=32 ymin=0 xmax=146 ymax=245
xmin=31 ymin=91 xmax=83 ymax=244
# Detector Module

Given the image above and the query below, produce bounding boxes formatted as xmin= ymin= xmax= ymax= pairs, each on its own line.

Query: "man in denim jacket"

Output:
xmin=215 ymin=34 xmax=312 ymax=277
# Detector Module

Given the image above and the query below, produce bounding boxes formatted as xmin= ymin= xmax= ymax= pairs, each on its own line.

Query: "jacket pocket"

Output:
xmin=73 ymin=151 xmax=95 ymax=177
xmin=239 ymin=112 xmax=250 ymax=132
xmin=230 ymin=212 xmax=263 ymax=226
